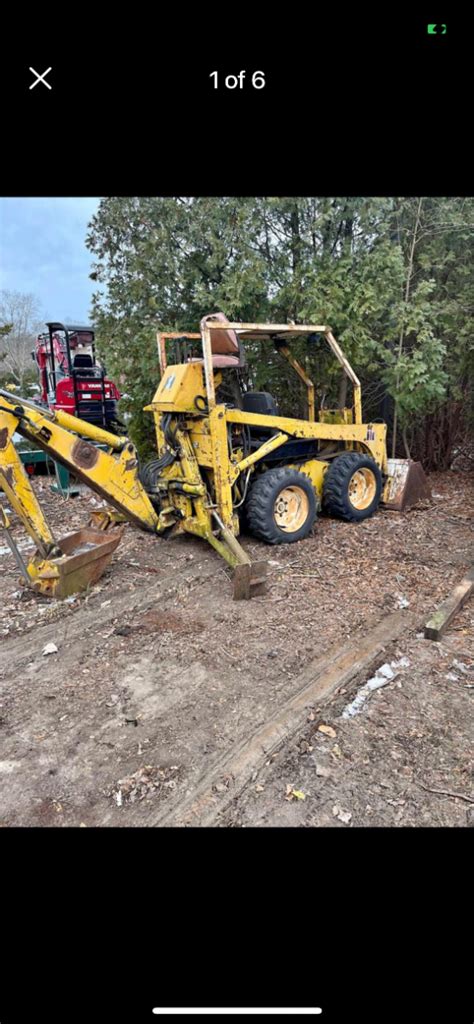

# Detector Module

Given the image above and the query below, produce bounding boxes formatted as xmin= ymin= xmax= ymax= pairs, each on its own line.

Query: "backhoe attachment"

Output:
xmin=0 ymin=389 xmax=163 ymax=598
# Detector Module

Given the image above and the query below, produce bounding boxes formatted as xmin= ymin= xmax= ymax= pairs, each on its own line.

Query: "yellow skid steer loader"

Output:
xmin=0 ymin=315 xmax=430 ymax=599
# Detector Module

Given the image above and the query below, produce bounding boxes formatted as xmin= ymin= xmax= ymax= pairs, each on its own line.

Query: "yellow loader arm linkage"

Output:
xmin=0 ymin=389 xmax=264 ymax=600
xmin=0 ymin=390 xmax=164 ymax=597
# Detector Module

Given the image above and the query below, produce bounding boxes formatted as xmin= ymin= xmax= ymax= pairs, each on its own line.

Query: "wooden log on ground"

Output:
xmin=424 ymin=568 xmax=474 ymax=641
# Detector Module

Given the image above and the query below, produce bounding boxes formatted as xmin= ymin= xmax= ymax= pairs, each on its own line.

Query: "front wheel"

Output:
xmin=245 ymin=467 xmax=317 ymax=544
xmin=322 ymin=452 xmax=382 ymax=522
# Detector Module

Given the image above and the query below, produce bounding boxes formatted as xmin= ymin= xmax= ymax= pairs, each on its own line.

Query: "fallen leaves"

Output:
xmin=285 ymin=785 xmax=307 ymax=801
xmin=111 ymin=765 xmax=181 ymax=806
xmin=318 ymin=724 xmax=336 ymax=738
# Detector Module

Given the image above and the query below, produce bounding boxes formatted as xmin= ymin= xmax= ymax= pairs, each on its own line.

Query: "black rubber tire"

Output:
xmin=245 ymin=467 xmax=317 ymax=544
xmin=322 ymin=452 xmax=382 ymax=522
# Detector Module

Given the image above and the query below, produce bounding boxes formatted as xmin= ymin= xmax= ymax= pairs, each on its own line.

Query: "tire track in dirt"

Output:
xmin=0 ymin=560 xmax=225 ymax=675
xmin=150 ymin=611 xmax=420 ymax=827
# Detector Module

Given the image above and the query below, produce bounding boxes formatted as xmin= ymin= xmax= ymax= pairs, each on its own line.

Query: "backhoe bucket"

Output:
xmin=27 ymin=527 xmax=124 ymax=599
xmin=382 ymin=459 xmax=431 ymax=512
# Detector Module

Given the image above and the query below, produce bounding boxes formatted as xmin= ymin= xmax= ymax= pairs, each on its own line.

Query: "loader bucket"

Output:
xmin=27 ymin=527 xmax=124 ymax=599
xmin=382 ymin=459 xmax=432 ymax=512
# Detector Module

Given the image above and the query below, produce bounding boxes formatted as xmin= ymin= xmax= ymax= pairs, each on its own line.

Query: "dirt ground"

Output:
xmin=0 ymin=469 xmax=473 ymax=827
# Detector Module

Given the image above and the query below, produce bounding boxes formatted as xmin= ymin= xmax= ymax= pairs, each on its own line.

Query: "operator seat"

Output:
xmin=72 ymin=353 xmax=99 ymax=378
xmin=73 ymin=353 xmax=94 ymax=369
xmin=199 ymin=312 xmax=245 ymax=368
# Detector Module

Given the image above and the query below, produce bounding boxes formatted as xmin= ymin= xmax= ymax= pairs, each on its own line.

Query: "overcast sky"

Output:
xmin=0 ymin=197 xmax=101 ymax=324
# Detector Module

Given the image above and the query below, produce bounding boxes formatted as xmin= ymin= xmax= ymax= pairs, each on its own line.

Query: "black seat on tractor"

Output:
xmin=242 ymin=391 xmax=280 ymax=445
xmin=242 ymin=390 xmax=320 ymax=463
xmin=73 ymin=353 xmax=94 ymax=369
xmin=242 ymin=391 xmax=279 ymax=417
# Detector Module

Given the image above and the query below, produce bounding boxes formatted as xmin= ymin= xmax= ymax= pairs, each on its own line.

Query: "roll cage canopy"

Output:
xmin=157 ymin=320 xmax=362 ymax=425
xmin=42 ymin=322 xmax=96 ymax=380
xmin=45 ymin=322 xmax=93 ymax=335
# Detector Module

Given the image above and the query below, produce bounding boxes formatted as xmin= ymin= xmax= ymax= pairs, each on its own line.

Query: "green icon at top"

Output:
xmin=427 ymin=23 xmax=447 ymax=34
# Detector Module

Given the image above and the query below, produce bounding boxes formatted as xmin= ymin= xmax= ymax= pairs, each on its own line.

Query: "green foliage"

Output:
xmin=86 ymin=197 xmax=474 ymax=461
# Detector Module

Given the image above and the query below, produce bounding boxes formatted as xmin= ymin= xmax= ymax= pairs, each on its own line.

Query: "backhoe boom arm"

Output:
xmin=0 ymin=390 xmax=161 ymax=534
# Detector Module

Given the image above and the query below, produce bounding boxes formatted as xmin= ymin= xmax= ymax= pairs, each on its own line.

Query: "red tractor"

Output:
xmin=33 ymin=322 xmax=121 ymax=431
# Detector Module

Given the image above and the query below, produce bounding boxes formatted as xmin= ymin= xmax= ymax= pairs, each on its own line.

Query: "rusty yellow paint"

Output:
xmin=0 ymin=398 xmax=126 ymax=597
xmin=188 ymin=424 xmax=214 ymax=467
xmin=150 ymin=408 xmax=167 ymax=459
xmin=227 ymin=408 xmax=384 ymax=450
xmin=148 ymin=362 xmax=206 ymax=413
xmin=319 ymin=408 xmax=353 ymax=425
xmin=24 ymin=528 xmax=124 ymax=599
xmin=231 ymin=431 xmax=289 ymax=479
xmin=54 ymin=409 xmax=127 ymax=449
xmin=209 ymin=405 xmax=234 ymax=528
xmin=202 ymin=325 xmax=216 ymax=409
xmin=0 ymin=391 xmax=161 ymax=534
xmin=0 ymin=409 xmax=56 ymax=554
xmin=382 ymin=477 xmax=392 ymax=502
xmin=325 ymin=330 xmax=361 ymax=387
xmin=286 ymin=459 xmax=330 ymax=499
xmin=353 ymin=385 xmax=363 ymax=425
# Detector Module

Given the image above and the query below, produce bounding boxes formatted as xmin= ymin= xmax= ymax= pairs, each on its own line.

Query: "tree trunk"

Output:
xmin=290 ymin=202 xmax=301 ymax=319
xmin=392 ymin=197 xmax=424 ymax=458
xmin=338 ymin=371 xmax=348 ymax=409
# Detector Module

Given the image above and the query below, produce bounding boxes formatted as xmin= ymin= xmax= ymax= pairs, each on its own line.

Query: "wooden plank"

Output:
xmin=151 ymin=610 xmax=418 ymax=827
xmin=424 ymin=568 xmax=474 ymax=641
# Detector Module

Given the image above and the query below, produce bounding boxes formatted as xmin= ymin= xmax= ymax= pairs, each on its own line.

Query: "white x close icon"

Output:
xmin=29 ymin=67 xmax=52 ymax=90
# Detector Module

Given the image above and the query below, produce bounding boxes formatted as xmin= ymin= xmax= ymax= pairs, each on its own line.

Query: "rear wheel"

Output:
xmin=246 ymin=467 xmax=317 ymax=544
xmin=323 ymin=452 xmax=382 ymax=522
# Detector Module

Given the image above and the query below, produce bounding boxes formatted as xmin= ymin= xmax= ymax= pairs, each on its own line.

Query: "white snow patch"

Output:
xmin=341 ymin=657 xmax=410 ymax=719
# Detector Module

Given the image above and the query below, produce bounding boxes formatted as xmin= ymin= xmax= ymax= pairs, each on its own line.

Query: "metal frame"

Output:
xmin=150 ymin=321 xmax=387 ymax=587
xmin=39 ymin=323 xmax=110 ymax=428
xmin=158 ymin=322 xmax=363 ymax=423
xmin=45 ymin=322 xmax=97 ymax=377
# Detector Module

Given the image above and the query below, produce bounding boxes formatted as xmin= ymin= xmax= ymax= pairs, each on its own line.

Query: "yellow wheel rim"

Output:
xmin=273 ymin=486 xmax=309 ymax=532
xmin=348 ymin=468 xmax=377 ymax=510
